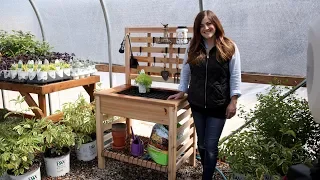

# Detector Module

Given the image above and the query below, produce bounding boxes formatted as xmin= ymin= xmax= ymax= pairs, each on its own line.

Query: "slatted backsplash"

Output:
xmin=124 ymin=27 xmax=193 ymax=84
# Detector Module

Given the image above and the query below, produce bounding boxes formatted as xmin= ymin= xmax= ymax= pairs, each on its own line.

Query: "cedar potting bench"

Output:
xmin=0 ymin=75 xmax=100 ymax=121
xmin=94 ymin=26 xmax=196 ymax=180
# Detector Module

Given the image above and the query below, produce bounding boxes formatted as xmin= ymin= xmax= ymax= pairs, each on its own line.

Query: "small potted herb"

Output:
xmin=10 ymin=64 xmax=18 ymax=79
xmin=135 ymin=69 xmax=152 ymax=93
xmin=48 ymin=63 xmax=56 ymax=79
xmin=37 ymin=65 xmax=48 ymax=81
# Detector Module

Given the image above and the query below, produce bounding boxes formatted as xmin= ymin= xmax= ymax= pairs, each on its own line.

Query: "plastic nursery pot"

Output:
xmin=111 ymin=123 xmax=127 ymax=150
xmin=138 ymin=84 xmax=147 ymax=93
xmin=43 ymin=147 xmax=71 ymax=177
xmin=8 ymin=161 xmax=41 ymax=180
xmin=75 ymin=140 xmax=97 ymax=161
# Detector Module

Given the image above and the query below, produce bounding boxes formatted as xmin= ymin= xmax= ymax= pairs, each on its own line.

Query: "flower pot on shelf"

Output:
xmin=43 ymin=147 xmax=71 ymax=177
xmin=75 ymin=140 xmax=97 ymax=161
xmin=28 ymin=71 xmax=37 ymax=81
xmin=111 ymin=123 xmax=127 ymax=150
xmin=3 ymin=70 xmax=10 ymax=79
xmin=56 ymin=69 xmax=64 ymax=78
xmin=18 ymin=71 xmax=28 ymax=80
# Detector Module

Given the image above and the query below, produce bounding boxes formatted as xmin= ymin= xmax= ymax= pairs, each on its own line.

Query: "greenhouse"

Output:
xmin=0 ymin=0 xmax=319 ymax=180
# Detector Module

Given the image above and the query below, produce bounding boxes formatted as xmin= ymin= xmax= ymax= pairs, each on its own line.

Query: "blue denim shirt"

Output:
xmin=178 ymin=42 xmax=242 ymax=98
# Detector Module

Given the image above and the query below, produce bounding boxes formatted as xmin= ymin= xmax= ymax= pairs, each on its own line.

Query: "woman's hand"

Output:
xmin=226 ymin=97 xmax=238 ymax=119
xmin=167 ymin=91 xmax=185 ymax=100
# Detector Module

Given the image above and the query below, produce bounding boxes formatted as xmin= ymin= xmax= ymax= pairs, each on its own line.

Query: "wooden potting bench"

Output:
xmin=94 ymin=27 xmax=196 ymax=180
xmin=0 ymin=75 xmax=100 ymax=121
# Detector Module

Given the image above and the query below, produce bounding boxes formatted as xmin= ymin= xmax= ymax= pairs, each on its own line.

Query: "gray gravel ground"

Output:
xmin=40 ymin=149 xmax=231 ymax=180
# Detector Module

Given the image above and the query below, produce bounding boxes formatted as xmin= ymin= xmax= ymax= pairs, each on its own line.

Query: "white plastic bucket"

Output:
xmin=44 ymin=150 xmax=70 ymax=177
xmin=8 ymin=163 xmax=41 ymax=180
xmin=0 ymin=172 xmax=8 ymax=180
xmin=75 ymin=140 xmax=97 ymax=161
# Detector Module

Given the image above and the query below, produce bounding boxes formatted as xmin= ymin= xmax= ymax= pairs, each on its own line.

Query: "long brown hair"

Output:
xmin=187 ymin=10 xmax=235 ymax=64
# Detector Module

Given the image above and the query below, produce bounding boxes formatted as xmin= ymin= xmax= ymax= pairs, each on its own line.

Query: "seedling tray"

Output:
xmin=116 ymin=86 xmax=177 ymax=100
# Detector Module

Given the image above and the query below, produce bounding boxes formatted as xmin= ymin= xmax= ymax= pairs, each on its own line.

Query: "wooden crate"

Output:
xmin=95 ymin=27 xmax=196 ymax=180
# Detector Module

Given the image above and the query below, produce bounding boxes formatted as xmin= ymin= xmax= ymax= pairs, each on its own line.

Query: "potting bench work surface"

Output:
xmin=95 ymin=84 xmax=196 ymax=180
xmin=0 ymin=75 xmax=100 ymax=119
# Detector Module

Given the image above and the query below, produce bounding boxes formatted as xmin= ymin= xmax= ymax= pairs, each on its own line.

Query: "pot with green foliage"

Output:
xmin=10 ymin=64 xmax=18 ymax=79
xmin=135 ymin=69 xmax=152 ymax=93
xmin=219 ymin=85 xmax=320 ymax=179
xmin=60 ymin=94 xmax=97 ymax=161
xmin=61 ymin=62 xmax=71 ymax=76
xmin=18 ymin=65 xmax=28 ymax=80
xmin=37 ymin=65 xmax=48 ymax=81
xmin=48 ymin=64 xmax=56 ymax=79
xmin=42 ymin=121 xmax=75 ymax=177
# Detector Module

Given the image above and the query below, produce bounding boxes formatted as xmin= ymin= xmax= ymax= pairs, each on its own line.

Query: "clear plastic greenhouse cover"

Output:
xmin=0 ymin=0 xmax=319 ymax=76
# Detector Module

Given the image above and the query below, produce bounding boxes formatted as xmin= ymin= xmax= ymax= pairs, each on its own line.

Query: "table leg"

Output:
xmin=126 ymin=118 xmax=132 ymax=136
xmin=83 ymin=83 xmax=96 ymax=102
xmin=168 ymin=107 xmax=177 ymax=180
xmin=189 ymin=116 xmax=197 ymax=167
xmin=38 ymin=94 xmax=47 ymax=117
xmin=95 ymin=96 xmax=105 ymax=168
xmin=19 ymin=92 xmax=44 ymax=118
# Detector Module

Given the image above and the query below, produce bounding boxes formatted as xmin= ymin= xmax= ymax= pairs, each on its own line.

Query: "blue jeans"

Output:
xmin=192 ymin=109 xmax=226 ymax=180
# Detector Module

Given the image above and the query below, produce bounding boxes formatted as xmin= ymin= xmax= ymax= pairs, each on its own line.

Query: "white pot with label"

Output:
xmin=44 ymin=148 xmax=70 ymax=177
xmin=56 ymin=69 xmax=64 ymax=78
xmin=138 ymin=84 xmax=147 ymax=93
xmin=8 ymin=162 xmax=41 ymax=180
xmin=28 ymin=71 xmax=37 ymax=81
xmin=75 ymin=140 xmax=97 ymax=161
xmin=18 ymin=71 xmax=28 ymax=80
xmin=63 ymin=68 xmax=71 ymax=76
xmin=10 ymin=70 xmax=18 ymax=79
xmin=48 ymin=70 xmax=56 ymax=79
xmin=3 ymin=70 xmax=10 ymax=79
xmin=37 ymin=71 xmax=48 ymax=81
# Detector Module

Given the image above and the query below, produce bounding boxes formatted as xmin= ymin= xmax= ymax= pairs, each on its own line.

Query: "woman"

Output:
xmin=168 ymin=10 xmax=241 ymax=179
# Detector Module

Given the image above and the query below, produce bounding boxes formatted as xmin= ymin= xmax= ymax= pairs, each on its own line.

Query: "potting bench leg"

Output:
xmin=95 ymin=96 xmax=105 ymax=168
xmin=168 ymin=107 xmax=177 ymax=180
xmin=19 ymin=92 xmax=45 ymax=118
xmin=83 ymin=83 xmax=96 ymax=102
xmin=126 ymin=118 xmax=132 ymax=136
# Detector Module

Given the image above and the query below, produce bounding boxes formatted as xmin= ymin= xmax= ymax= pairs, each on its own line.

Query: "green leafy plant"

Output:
xmin=135 ymin=70 xmax=152 ymax=91
xmin=219 ymin=85 xmax=320 ymax=179
xmin=0 ymin=30 xmax=52 ymax=57
xmin=59 ymin=94 xmax=96 ymax=147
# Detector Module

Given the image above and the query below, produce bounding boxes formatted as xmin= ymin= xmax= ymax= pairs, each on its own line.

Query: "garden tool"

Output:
xmin=160 ymin=47 xmax=169 ymax=81
xmin=118 ymin=35 xmax=126 ymax=53
xmin=174 ymin=47 xmax=181 ymax=84
xmin=127 ymin=34 xmax=139 ymax=69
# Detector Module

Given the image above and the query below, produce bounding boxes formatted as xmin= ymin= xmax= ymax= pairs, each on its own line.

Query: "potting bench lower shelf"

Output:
xmin=95 ymin=84 xmax=196 ymax=180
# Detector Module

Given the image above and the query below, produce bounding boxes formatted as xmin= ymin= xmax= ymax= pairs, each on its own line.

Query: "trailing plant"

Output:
xmin=219 ymin=85 xmax=320 ymax=179
xmin=59 ymin=94 xmax=96 ymax=147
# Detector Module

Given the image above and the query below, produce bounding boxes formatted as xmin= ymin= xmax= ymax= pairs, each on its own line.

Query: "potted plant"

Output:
xmin=18 ymin=64 xmax=28 ymax=81
xmin=134 ymin=69 xmax=152 ymax=93
xmin=59 ymin=94 xmax=97 ymax=161
xmin=37 ymin=64 xmax=49 ymax=81
xmin=0 ymin=96 xmax=44 ymax=180
xmin=10 ymin=64 xmax=18 ymax=80
xmin=42 ymin=121 xmax=75 ymax=177
xmin=55 ymin=59 xmax=64 ymax=78
xmin=61 ymin=61 xmax=71 ymax=77
xmin=48 ymin=63 xmax=56 ymax=79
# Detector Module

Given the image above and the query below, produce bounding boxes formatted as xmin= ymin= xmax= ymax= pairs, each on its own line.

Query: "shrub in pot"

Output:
xmin=59 ymin=94 xmax=97 ymax=161
xmin=134 ymin=69 xmax=152 ymax=93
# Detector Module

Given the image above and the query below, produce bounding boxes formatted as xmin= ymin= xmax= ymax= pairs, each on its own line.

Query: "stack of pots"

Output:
xmin=111 ymin=123 xmax=127 ymax=150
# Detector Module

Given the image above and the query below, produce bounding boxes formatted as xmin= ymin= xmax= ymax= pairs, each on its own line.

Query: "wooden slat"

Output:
xmin=135 ymin=56 xmax=184 ymax=64
xmin=177 ymin=137 xmax=194 ymax=159
xmin=132 ymin=47 xmax=186 ymax=54
xmin=177 ymin=127 xmax=194 ymax=146
xmin=19 ymin=92 xmax=44 ymax=117
xmin=103 ymin=132 xmax=112 ymax=142
xmin=177 ymin=108 xmax=191 ymax=122
xmin=126 ymin=27 xmax=193 ymax=33
xmin=133 ymin=66 xmax=181 ymax=74
xmin=176 ymin=147 xmax=193 ymax=169
xmin=130 ymin=74 xmax=177 ymax=83
xmin=178 ymin=119 xmax=193 ymax=135
xmin=131 ymin=37 xmax=153 ymax=43
xmin=95 ymin=64 xmax=305 ymax=87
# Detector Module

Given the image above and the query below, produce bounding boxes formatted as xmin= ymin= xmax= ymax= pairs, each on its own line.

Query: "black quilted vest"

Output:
xmin=187 ymin=45 xmax=231 ymax=118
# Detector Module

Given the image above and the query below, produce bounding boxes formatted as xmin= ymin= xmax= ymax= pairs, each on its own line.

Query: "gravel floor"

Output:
xmin=39 ymin=149 xmax=231 ymax=180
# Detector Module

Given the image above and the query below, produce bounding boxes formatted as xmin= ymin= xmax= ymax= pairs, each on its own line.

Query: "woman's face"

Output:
xmin=200 ymin=16 xmax=216 ymax=39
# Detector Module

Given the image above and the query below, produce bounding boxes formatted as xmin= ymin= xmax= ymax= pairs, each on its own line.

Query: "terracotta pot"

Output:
xmin=112 ymin=123 xmax=127 ymax=149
